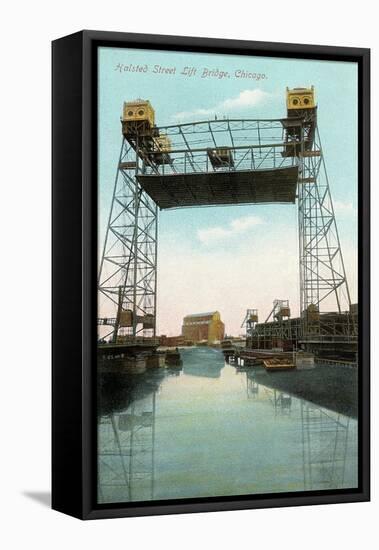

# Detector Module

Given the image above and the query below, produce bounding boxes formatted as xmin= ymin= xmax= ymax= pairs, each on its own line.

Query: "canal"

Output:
xmin=98 ymin=347 xmax=358 ymax=504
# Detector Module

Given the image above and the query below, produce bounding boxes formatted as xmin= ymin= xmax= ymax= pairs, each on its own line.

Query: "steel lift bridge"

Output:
xmin=98 ymin=88 xmax=354 ymax=345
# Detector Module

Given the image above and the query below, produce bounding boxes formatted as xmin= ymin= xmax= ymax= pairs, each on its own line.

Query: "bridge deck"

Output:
xmin=137 ymin=165 xmax=299 ymax=209
xmin=98 ymin=337 xmax=160 ymax=355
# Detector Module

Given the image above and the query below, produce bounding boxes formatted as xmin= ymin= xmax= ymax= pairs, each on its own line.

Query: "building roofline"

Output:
xmin=183 ymin=311 xmax=219 ymax=319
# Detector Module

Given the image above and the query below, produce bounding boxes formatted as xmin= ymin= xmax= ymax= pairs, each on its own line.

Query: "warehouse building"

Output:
xmin=182 ymin=311 xmax=225 ymax=344
xmin=159 ymin=335 xmax=193 ymax=347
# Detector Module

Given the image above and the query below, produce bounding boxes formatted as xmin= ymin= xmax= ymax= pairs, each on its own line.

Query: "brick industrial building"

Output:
xmin=159 ymin=335 xmax=188 ymax=347
xmin=182 ymin=311 xmax=225 ymax=344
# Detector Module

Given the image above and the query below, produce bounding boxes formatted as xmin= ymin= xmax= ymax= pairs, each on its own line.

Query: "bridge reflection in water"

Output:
xmin=300 ymin=402 xmax=352 ymax=491
xmin=97 ymin=347 xmax=358 ymax=504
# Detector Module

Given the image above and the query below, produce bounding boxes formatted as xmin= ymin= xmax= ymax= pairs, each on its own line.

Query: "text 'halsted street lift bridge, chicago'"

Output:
xmin=97 ymin=86 xmax=357 ymax=366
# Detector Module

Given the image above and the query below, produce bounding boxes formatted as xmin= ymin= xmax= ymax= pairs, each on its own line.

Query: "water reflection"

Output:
xmin=246 ymin=373 xmax=259 ymax=399
xmin=301 ymin=402 xmax=351 ymax=490
xmin=98 ymin=398 xmax=157 ymax=503
xmin=98 ymin=369 xmax=163 ymax=503
xmin=98 ymin=347 xmax=358 ymax=504
xmin=182 ymin=347 xmax=225 ymax=378
xmin=99 ymin=368 xmax=164 ymax=416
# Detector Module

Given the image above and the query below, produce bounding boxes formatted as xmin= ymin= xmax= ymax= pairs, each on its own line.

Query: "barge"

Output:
xmin=263 ymin=358 xmax=296 ymax=371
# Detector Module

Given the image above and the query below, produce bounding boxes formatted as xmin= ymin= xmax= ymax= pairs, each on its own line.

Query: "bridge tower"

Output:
xmin=285 ymin=87 xmax=354 ymax=337
xmin=98 ymin=100 xmax=159 ymax=342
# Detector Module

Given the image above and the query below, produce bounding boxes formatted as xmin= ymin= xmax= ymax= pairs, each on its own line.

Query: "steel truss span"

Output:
xmin=137 ymin=118 xmax=301 ymax=209
xmin=98 ymin=111 xmax=354 ymax=342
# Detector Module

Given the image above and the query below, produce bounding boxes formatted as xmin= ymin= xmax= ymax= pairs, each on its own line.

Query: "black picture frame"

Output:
xmin=52 ymin=30 xmax=370 ymax=520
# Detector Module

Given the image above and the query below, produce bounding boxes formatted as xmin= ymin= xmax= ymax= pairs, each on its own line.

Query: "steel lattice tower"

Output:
xmin=297 ymin=126 xmax=353 ymax=336
xmin=98 ymin=137 xmax=158 ymax=341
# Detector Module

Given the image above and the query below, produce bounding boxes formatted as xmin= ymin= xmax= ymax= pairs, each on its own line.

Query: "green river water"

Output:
xmin=98 ymin=346 xmax=358 ymax=504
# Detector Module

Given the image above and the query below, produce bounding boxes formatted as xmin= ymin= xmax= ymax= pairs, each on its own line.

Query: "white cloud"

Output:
xmin=173 ymin=89 xmax=270 ymax=121
xmin=334 ymin=200 xmax=357 ymax=217
xmin=197 ymin=226 xmax=230 ymax=243
xmin=197 ymin=215 xmax=264 ymax=245
xmin=222 ymin=89 xmax=268 ymax=110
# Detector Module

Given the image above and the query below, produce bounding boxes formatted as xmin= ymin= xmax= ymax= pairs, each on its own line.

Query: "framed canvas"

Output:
xmin=52 ymin=30 xmax=370 ymax=520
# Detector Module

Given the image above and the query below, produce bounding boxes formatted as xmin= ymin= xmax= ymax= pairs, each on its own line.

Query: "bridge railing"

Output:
xmin=127 ymin=118 xmax=304 ymax=177
xmin=140 ymin=142 xmax=300 ymax=177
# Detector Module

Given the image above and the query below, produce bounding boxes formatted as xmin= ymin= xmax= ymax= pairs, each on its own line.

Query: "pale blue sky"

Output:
xmin=98 ymin=47 xmax=358 ymax=335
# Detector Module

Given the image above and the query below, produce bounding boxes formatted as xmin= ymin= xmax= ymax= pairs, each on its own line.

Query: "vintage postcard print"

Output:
xmin=97 ymin=47 xmax=358 ymax=505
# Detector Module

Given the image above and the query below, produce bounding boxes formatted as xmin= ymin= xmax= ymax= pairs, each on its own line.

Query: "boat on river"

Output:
xmin=263 ymin=358 xmax=296 ymax=371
